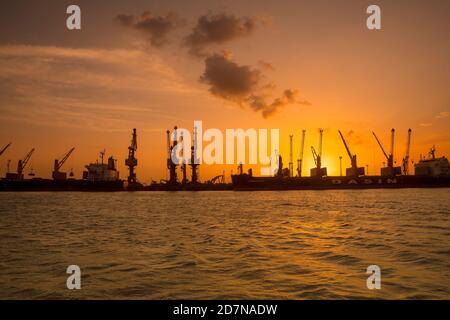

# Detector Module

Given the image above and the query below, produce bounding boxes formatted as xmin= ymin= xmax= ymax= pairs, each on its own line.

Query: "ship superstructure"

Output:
xmin=83 ymin=151 xmax=120 ymax=182
xmin=414 ymin=146 xmax=449 ymax=177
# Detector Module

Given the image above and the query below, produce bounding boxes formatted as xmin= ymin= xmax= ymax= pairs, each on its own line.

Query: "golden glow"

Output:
xmin=0 ymin=1 xmax=449 ymax=182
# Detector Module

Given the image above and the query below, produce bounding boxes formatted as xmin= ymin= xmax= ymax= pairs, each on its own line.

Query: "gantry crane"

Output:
xmin=402 ymin=129 xmax=412 ymax=175
xmin=310 ymin=129 xmax=327 ymax=177
xmin=52 ymin=147 xmax=75 ymax=180
xmin=125 ymin=128 xmax=138 ymax=184
xmin=372 ymin=128 xmax=401 ymax=176
xmin=338 ymin=130 xmax=365 ymax=177
xmin=0 ymin=143 xmax=11 ymax=157
xmin=6 ymin=148 xmax=35 ymax=180
xmin=297 ymin=130 xmax=305 ymax=177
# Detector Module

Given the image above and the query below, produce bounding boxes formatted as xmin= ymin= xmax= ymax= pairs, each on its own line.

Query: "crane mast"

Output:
xmin=318 ymin=128 xmax=323 ymax=159
xmin=189 ymin=126 xmax=199 ymax=184
xmin=289 ymin=134 xmax=293 ymax=177
xmin=297 ymin=130 xmax=305 ymax=177
xmin=402 ymin=129 xmax=412 ymax=175
xmin=125 ymin=128 xmax=138 ymax=184
xmin=167 ymin=126 xmax=178 ymax=184
xmin=180 ymin=133 xmax=187 ymax=184
xmin=310 ymin=129 xmax=327 ymax=177
xmin=390 ymin=128 xmax=395 ymax=167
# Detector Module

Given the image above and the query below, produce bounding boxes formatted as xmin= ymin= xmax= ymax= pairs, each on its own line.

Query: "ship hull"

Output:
xmin=0 ymin=178 xmax=124 ymax=192
xmin=231 ymin=174 xmax=450 ymax=190
xmin=145 ymin=183 xmax=232 ymax=191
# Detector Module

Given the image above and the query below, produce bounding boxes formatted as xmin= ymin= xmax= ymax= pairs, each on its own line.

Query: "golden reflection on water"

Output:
xmin=0 ymin=189 xmax=449 ymax=299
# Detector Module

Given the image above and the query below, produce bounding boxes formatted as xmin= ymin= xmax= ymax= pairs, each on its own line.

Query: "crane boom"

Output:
xmin=318 ymin=128 xmax=323 ymax=157
xmin=56 ymin=148 xmax=75 ymax=171
xmin=372 ymin=131 xmax=389 ymax=160
xmin=0 ymin=143 xmax=11 ymax=156
xmin=19 ymin=148 xmax=35 ymax=174
xmin=311 ymin=146 xmax=318 ymax=166
xmin=338 ymin=130 xmax=353 ymax=161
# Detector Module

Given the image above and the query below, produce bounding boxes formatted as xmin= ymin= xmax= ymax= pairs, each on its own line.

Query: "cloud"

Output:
xmin=249 ymin=89 xmax=305 ymax=118
xmin=0 ymin=45 xmax=195 ymax=131
xmin=342 ymin=130 xmax=364 ymax=145
xmin=115 ymin=11 xmax=182 ymax=47
xmin=200 ymin=52 xmax=261 ymax=101
xmin=113 ymin=11 xmax=304 ymax=118
xmin=435 ymin=111 xmax=449 ymax=119
xmin=419 ymin=123 xmax=433 ymax=127
xmin=200 ymin=52 xmax=306 ymax=118
xmin=184 ymin=13 xmax=263 ymax=57
xmin=257 ymin=60 xmax=275 ymax=71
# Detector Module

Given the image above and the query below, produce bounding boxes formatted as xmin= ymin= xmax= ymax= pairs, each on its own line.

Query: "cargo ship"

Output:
xmin=0 ymin=151 xmax=124 ymax=192
xmin=231 ymin=146 xmax=450 ymax=191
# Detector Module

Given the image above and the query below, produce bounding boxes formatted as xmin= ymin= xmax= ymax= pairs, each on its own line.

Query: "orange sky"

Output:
xmin=0 ymin=0 xmax=449 ymax=183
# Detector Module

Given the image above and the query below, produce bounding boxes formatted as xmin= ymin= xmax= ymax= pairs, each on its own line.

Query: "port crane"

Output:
xmin=52 ymin=147 xmax=75 ymax=180
xmin=180 ymin=132 xmax=188 ymax=184
xmin=402 ymin=129 xmax=412 ymax=175
xmin=310 ymin=129 xmax=327 ymax=177
xmin=189 ymin=126 xmax=200 ymax=184
xmin=207 ymin=174 xmax=225 ymax=184
xmin=0 ymin=143 xmax=11 ymax=157
xmin=6 ymin=148 xmax=35 ymax=180
xmin=372 ymin=129 xmax=401 ymax=176
xmin=166 ymin=126 xmax=178 ymax=184
xmin=18 ymin=148 xmax=34 ymax=177
xmin=296 ymin=130 xmax=305 ymax=177
xmin=289 ymin=134 xmax=294 ymax=177
xmin=338 ymin=130 xmax=365 ymax=177
xmin=125 ymin=128 xmax=138 ymax=184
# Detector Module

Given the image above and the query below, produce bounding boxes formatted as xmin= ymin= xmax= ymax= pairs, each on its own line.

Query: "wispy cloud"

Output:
xmin=0 ymin=45 xmax=196 ymax=131
xmin=435 ymin=111 xmax=449 ymax=119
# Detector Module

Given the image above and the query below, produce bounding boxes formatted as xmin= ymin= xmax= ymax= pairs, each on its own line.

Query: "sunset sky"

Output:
xmin=0 ymin=0 xmax=449 ymax=182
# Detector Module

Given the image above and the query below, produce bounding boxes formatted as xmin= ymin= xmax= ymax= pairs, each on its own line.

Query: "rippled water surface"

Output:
xmin=0 ymin=189 xmax=449 ymax=299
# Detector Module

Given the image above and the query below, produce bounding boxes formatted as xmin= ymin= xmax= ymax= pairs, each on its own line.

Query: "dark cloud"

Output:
xmin=200 ymin=52 xmax=306 ymax=118
xmin=185 ymin=13 xmax=262 ymax=57
xmin=114 ymin=11 xmax=304 ymax=118
xmin=249 ymin=89 xmax=307 ymax=118
xmin=115 ymin=11 xmax=182 ymax=47
xmin=200 ymin=52 xmax=261 ymax=101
